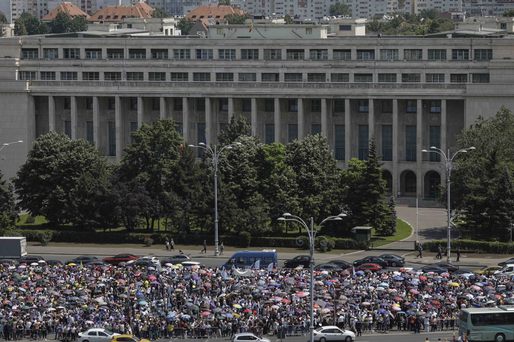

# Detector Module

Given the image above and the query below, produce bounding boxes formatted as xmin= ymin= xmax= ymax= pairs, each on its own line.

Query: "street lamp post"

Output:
xmin=422 ymin=146 xmax=475 ymax=263
xmin=0 ymin=140 xmax=23 ymax=154
xmin=188 ymin=142 xmax=241 ymax=256
xmin=278 ymin=212 xmax=347 ymax=342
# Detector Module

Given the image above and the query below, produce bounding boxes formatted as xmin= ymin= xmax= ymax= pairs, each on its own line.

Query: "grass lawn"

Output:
xmin=17 ymin=214 xmax=48 ymax=226
xmin=370 ymin=218 xmax=412 ymax=247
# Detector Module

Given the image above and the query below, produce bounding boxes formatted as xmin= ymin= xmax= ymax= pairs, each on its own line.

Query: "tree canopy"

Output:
xmin=329 ymin=3 xmax=351 ymax=16
xmin=178 ymin=17 xmax=195 ymax=35
xmin=14 ymin=12 xmax=47 ymax=35
xmin=0 ymin=172 xmax=16 ymax=234
xmin=366 ymin=11 xmax=454 ymax=35
xmin=152 ymin=8 xmax=168 ymax=18
xmin=224 ymin=14 xmax=249 ymax=25
xmin=48 ymin=12 xmax=87 ymax=33
xmin=0 ymin=11 xmax=8 ymax=24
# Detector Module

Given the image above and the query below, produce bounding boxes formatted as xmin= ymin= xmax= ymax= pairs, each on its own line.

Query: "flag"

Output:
xmin=221 ymin=269 xmax=228 ymax=280
xmin=267 ymin=262 xmax=274 ymax=272
xmin=352 ymin=266 xmax=355 ymax=276
xmin=253 ymin=259 xmax=261 ymax=269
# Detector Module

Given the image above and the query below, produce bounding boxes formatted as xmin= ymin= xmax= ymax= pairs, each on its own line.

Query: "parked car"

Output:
xmin=498 ymin=257 xmax=514 ymax=267
xmin=133 ymin=256 xmax=161 ymax=268
xmin=355 ymin=263 xmax=382 ymax=272
xmin=327 ymin=260 xmax=352 ymax=270
xmin=313 ymin=325 xmax=355 ymax=342
xmin=19 ymin=255 xmax=45 ymax=264
xmin=231 ymin=333 xmax=270 ymax=342
xmin=85 ymin=260 xmax=109 ymax=267
xmin=378 ymin=254 xmax=405 ymax=267
xmin=181 ymin=260 xmax=201 ymax=267
xmin=314 ymin=263 xmax=343 ymax=272
xmin=103 ymin=254 xmax=138 ymax=265
xmin=78 ymin=328 xmax=119 ymax=342
xmin=110 ymin=334 xmax=150 ymax=342
xmin=421 ymin=265 xmax=448 ymax=274
xmin=284 ymin=255 xmax=311 ymax=268
xmin=0 ymin=259 xmax=18 ymax=266
xmin=494 ymin=264 xmax=514 ymax=276
xmin=477 ymin=266 xmax=502 ymax=276
xmin=160 ymin=254 xmax=190 ymax=265
xmin=67 ymin=256 xmax=98 ymax=265
xmin=46 ymin=259 xmax=63 ymax=266
xmin=353 ymin=256 xmax=388 ymax=268
xmin=433 ymin=262 xmax=459 ymax=272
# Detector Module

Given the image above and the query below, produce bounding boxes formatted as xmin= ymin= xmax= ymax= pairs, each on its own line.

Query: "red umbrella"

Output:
xmin=201 ymin=311 xmax=211 ymax=317
xmin=243 ymin=308 xmax=252 ymax=313
xmin=281 ymin=298 xmax=291 ymax=304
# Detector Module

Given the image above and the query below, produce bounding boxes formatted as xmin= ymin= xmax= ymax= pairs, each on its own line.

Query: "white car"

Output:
xmin=313 ymin=326 xmax=356 ymax=342
xmin=231 ymin=333 xmax=270 ymax=342
xmin=78 ymin=328 xmax=119 ymax=342
xmin=494 ymin=264 xmax=514 ymax=276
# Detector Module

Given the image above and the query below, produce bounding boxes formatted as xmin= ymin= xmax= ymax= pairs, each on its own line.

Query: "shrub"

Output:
xmin=316 ymin=236 xmax=336 ymax=252
xmin=423 ymin=239 xmax=514 ymax=254
xmin=239 ymin=231 xmax=252 ymax=247
xmin=144 ymin=237 xmax=154 ymax=247
xmin=38 ymin=231 xmax=53 ymax=246
xmin=25 ymin=215 xmax=35 ymax=224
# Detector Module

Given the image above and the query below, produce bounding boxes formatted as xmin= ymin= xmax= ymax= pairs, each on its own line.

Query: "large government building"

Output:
xmin=1 ymin=24 xmax=514 ymax=201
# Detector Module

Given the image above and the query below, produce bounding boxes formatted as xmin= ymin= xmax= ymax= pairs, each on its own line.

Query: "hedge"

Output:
xmin=423 ymin=239 xmax=514 ymax=254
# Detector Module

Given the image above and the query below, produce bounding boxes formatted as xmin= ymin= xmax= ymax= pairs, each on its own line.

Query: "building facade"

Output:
xmin=1 ymin=29 xmax=514 ymax=201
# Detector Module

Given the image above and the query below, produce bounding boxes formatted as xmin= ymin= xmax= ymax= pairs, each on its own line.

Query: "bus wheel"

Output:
xmin=494 ymin=333 xmax=505 ymax=342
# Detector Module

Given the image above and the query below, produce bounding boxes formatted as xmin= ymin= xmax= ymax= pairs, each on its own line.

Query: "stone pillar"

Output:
xmin=344 ymin=99 xmax=351 ymax=161
xmin=115 ymin=96 xmax=122 ymax=160
xmin=440 ymin=99 xmax=447 ymax=185
xmin=48 ymin=95 xmax=55 ymax=132
xmin=205 ymin=97 xmax=212 ymax=145
xmin=93 ymin=96 xmax=99 ymax=149
xmin=228 ymin=97 xmax=234 ymax=122
xmin=297 ymin=98 xmax=304 ymax=139
xmin=159 ymin=97 xmax=166 ymax=120
xmin=321 ymin=98 xmax=328 ymax=138
xmin=392 ymin=99 xmax=399 ymax=197
xmin=70 ymin=96 xmax=77 ymax=139
xmin=137 ymin=96 xmax=144 ymax=128
xmin=251 ymin=98 xmax=258 ymax=137
xmin=274 ymin=98 xmax=281 ymax=143
xmin=416 ymin=99 xmax=423 ymax=199
xmin=368 ymin=98 xmax=375 ymax=140
xmin=182 ymin=97 xmax=189 ymax=142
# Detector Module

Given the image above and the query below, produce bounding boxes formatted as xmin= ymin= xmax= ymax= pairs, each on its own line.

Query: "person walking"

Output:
xmin=416 ymin=242 xmax=423 ymax=258
xmin=456 ymin=247 xmax=461 ymax=262
xmin=170 ymin=238 xmax=175 ymax=251
xmin=201 ymin=240 xmax=207 ymax=254
xmin=219 ymin=241 xmax=224 ymax=255
xmin=165 ymin=239 xmax=170 ymax=251
xmin=436 ymin=244 xmax=442 ymax=259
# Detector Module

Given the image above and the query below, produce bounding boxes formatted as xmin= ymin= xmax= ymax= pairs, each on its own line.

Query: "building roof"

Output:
xmin=186 ymin=4 xmax=245 ymax=21
xmin=89 ymin=3 xmax=154 ymax=23
xmin=42 ymin=2 xmax=89 ymax=21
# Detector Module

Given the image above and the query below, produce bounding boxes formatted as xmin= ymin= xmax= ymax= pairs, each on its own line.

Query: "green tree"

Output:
xmin=218 ymin=115 xmax=251 ymax=146
xmin=70 ymin=16 xmax=88 ymax=32
xmin=225 ymin=13 xmax=249 ymax=24
xmin=329 ymin=2 xmax=351 ymax=16
xmin=503 ymin=9 xmax=514 ymax=17
xmin=14 ymin=12 xmax=47 ymax=35
xmin=49 ymin=11 xmax=86 ymax=33
xmin=178 ymin=17 xmax=195 ymax=35
xmin=0 ymin=11 xmax=8 ymax=24
xmin=218 ymin=0 xmax=231 ymax=4
xmin=0 ymin=172 xmax=16 ymax=235
xmin=284 ymin=14 xmax=294 ymax=24
xmin=152 ymin=8 xmax=168 ymax=18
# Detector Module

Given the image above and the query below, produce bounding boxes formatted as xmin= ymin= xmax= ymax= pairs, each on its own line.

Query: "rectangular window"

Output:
xmin=104 ymin=72 xmax=121 ymax=81
xmin=64 ymin=98 xmax=71 ymax=110
xmin=382 ymin=100 xmax=392 ymax=113
xmin=310 ymin=49 xmax=328 ymax=60
xmin=262 ymin=73 xmax=279 ymax=82
xmin=82 ymin=72 xmax=99 ymax=81
xmin=218 ymin=98 xmax=228 ymax=112
xmin=19 ymin=71 xmax=36 ymax=80
xmin=331 ymin=73 xmax=349 ymax=82
xmin=151 ymin=49 xmax=168 ymax=59
xmin=197 ymin=122 xmax=206 ymax=145
xmin=86 ymin=121 xmax=94 ymax=144
xmin=129 ymin=49 xmax=146 ymax=59
xmin=452 ymin=49 xmax=469 ymax=61
xmin=107 ymin=98 xmax=115 ymax=110
xmin=63 ymin=48 xmax=80 ymax=59
xmin=357 ymin=49 xmax=375 ymax=60
xmin=358 ymin=99 xmax=368 ymax=113
xmin=174 ymin=49 xmax=191 ymax=60
xmin=284 ymin=73 xmax=302 ymax=82
xmin=406 ymin=100 xmax=417 ymax=113
xmin=354 ymin=73 xmax=373 ymax=82
xmin=402 ymin=73 xmax=421 ymax=83
xmin=127 ymin=72 xmax=144 ymax=81
xmin=472 ymin=73 xmax=490 ymax=83
xmin=333 ymin=49 xmax=351 ymax=60
xmin=176 ymin=122 xmax=183 ymax=135
xmin=382 ymin=125 xmax=392 ymax=161
xmin=380 ymin=49 xmax=398 ymax=61
xmin=85 ymin=98 xmax=92 ymax=110
xmin=428 ymin=49 xmax=446 ymax=61
xmin=426 ymin=73 xmax=445 ymax=83
xmin=60 ymin=72 xmax=77 ymax=81
xmin=288 ymin=124 xmax=298 ymax=142
xmin=216 ymin=72 xmax=234 ymax=82
xmin=307 ymin=73 xmax=325 ymax=82
xmin=129 ymin=98 xmax=137 ymax=111
xmin=239 ymin=73 xmax=257 ymax=82
xmin=64 ymin=120 xmax=71 ymax=138
xmin=196 ymin=99 xmax=205 ymax=111
xmin=149 ymin=72 xmax=166 ymax=81
xmin=40 ymin=71 xmax=55 ymax=80
xmin=311 ymin=124 xmax=321 ymax=135
xmin=85 ymin=49 xmax=102 ymax=59
xmin=286 ymin=49 xmax=305 ymax=60
xmin=107 ymin=49 xmax=124 ymax=59
xmin=264 ymin=49 xmax=281 ymax=60
xmin=170 ymin=72 xmax=188 ymax=81
xmin=378 ymin=73 xmax=397 ymax=83
xmin=173 ymin=99 xmax=183 ymax=111
xmin=450 ymin=73 xmax=468 ymax=83
xmin=193 ymin=72 xmax=211 ymax=81
xmin=334 ymin=99 xmax=345 ymax=113
xmin=264 ymin=99 xmax=274 ymax=112
xmin=288 ymin=99 xmax=298 ymax=112
xmin=43 ymin=48 xmax=58 ymax=60
xmin=339 ymin=24 xmax=351 ymax=31
xmin=358 ymin=125 xmax=369 ymax=160
xmin=242 ymin=99 xmax=252 ymax=113
xmin=311 ymin=99 xmax=321 ymax=112
xmin=474 ymin=49 xmax=492 ymax=61
xmin=404 ymin=49 xmax=422 ymax=61
xmin=241 ymin=49 xmax=259 ymax=60
xmin=130 ymin=122 xmax=138 ymax=143
xmin=334 ymin=125 xmax=345 ymax=161
xmin=429 ymin=126 xmax=441 ymax=162
xmin=218 ymin=49 xmax=236 ymax=60
xmin=265 ymin=124 xmax=274 ymax=144
xmin=405 ymin=125 xmax=417 ymax=161
xmin=108 ymin=121 xmax=116 ymax=156
xmin=430 ymin=100 xmax=441 ymax=113
xmin=196 ymin=49 xmax=213 ymax=60
xmin=22 ymin=48 xmax=38 ymax=59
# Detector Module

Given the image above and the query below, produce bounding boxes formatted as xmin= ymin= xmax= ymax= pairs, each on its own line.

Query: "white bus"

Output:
xmin=459 ymin=305 xmax=514 ymax=342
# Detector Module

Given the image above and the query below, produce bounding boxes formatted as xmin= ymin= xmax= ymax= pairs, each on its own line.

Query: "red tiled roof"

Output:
xmin=42 ymin=2 xmax=89 ymax=21
xmin=89 ymin=3 xmax=154 ymax=22
xmin=186 ymin=4 xmax=245 ymax=20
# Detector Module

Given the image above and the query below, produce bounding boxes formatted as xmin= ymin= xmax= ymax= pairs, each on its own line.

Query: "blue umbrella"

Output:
xmin=355 ymin=271 xmax=365 ymax=276
xmin=138 ymin=300 xmax=148 ymax=306
xmin=393 ymin=276 xmax=404 ymax=281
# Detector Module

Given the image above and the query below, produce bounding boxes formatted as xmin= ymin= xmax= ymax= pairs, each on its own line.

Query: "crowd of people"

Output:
xmin=0 ymin=260 xmax=513 ymax=341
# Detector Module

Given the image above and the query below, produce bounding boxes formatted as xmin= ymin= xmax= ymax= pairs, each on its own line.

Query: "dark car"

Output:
xmin=67 ymin=256 xmax=98 ymax=265
xmin=284 ymin=255 xmax=311 ymax=268
xmin=434 ymin=262 xmax=459 ymax=272
xmin=378 ymin=254 xmax=405 ymax=267
xmin=0 ymin=259 xmax=18 ymax=266
xmin=353 ymin=256 xmax=388 ymax=268
xmin=161 ymin=254 xmax=191 ymax=265
xmin=46 ymin=259 xmax=63 ymax=266
xmin=421 ymin=265 xmax=448 ymax=274
xmin=19 ymin=255 xmax=45 ymax=264
xmin=314 ymin=263 xmax=343 ymax=271
xmin=355 ymin=263 xmax=382 ymax=272
xmin=103 ymin=254 xmax=139 ymax=265
xmin=327 ymin=260 xmax=352 ymax=270
xmin=85 ymin=260 xmax=109 ymax=267
xmin=498 ymin=257 xmax=514 ymax=267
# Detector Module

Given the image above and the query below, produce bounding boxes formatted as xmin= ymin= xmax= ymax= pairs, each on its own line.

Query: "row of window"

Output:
xmin=22 ymin=70 xmax=490 ymax=84
xmin=20 ymin=47 xmax=494 ymax=62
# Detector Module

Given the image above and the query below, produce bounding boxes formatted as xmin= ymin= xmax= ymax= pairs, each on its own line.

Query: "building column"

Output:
xmin=440 ymin=99 xmax=447 ymax=185
xmin=228 ymin=97 xmax=234 ymax=122
xmin=93 ymin=96 xmax=99 ymax=149
xmin=274 ymin=98 xmax=281 ymax=143
xmin=392 ymin=99 xmax=399 ymax=197
xmin=321 ymin=98 xmax=328 ymax=138
xmin=344 ymin=99 xmax=351 ymax=161
xmin=48 ymin=95 xmax=55 ymax=132
xmin=70 ymin=96 xmax=77 ymax=140
xmin=205 ymin=97 xmax=212 ymax=145
xmin=416 ymin=99 xmax=423 ymax=199
xmin=297 ymin=98 xmax=304 ymax=139
xmin=115 ymin=96 xmax=122 ymax=160
xmin=368 ymin=98 xmax=375 ymax=140
xmin=251 ymin=98 xmax=258 ymax=136
xmin=137 ymin=96 xmax=143 ymax=128
xmin=159 ymin=97 xmax=166 ymax=120
xmin=182 ymin=97 xmax=189 ymax=142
